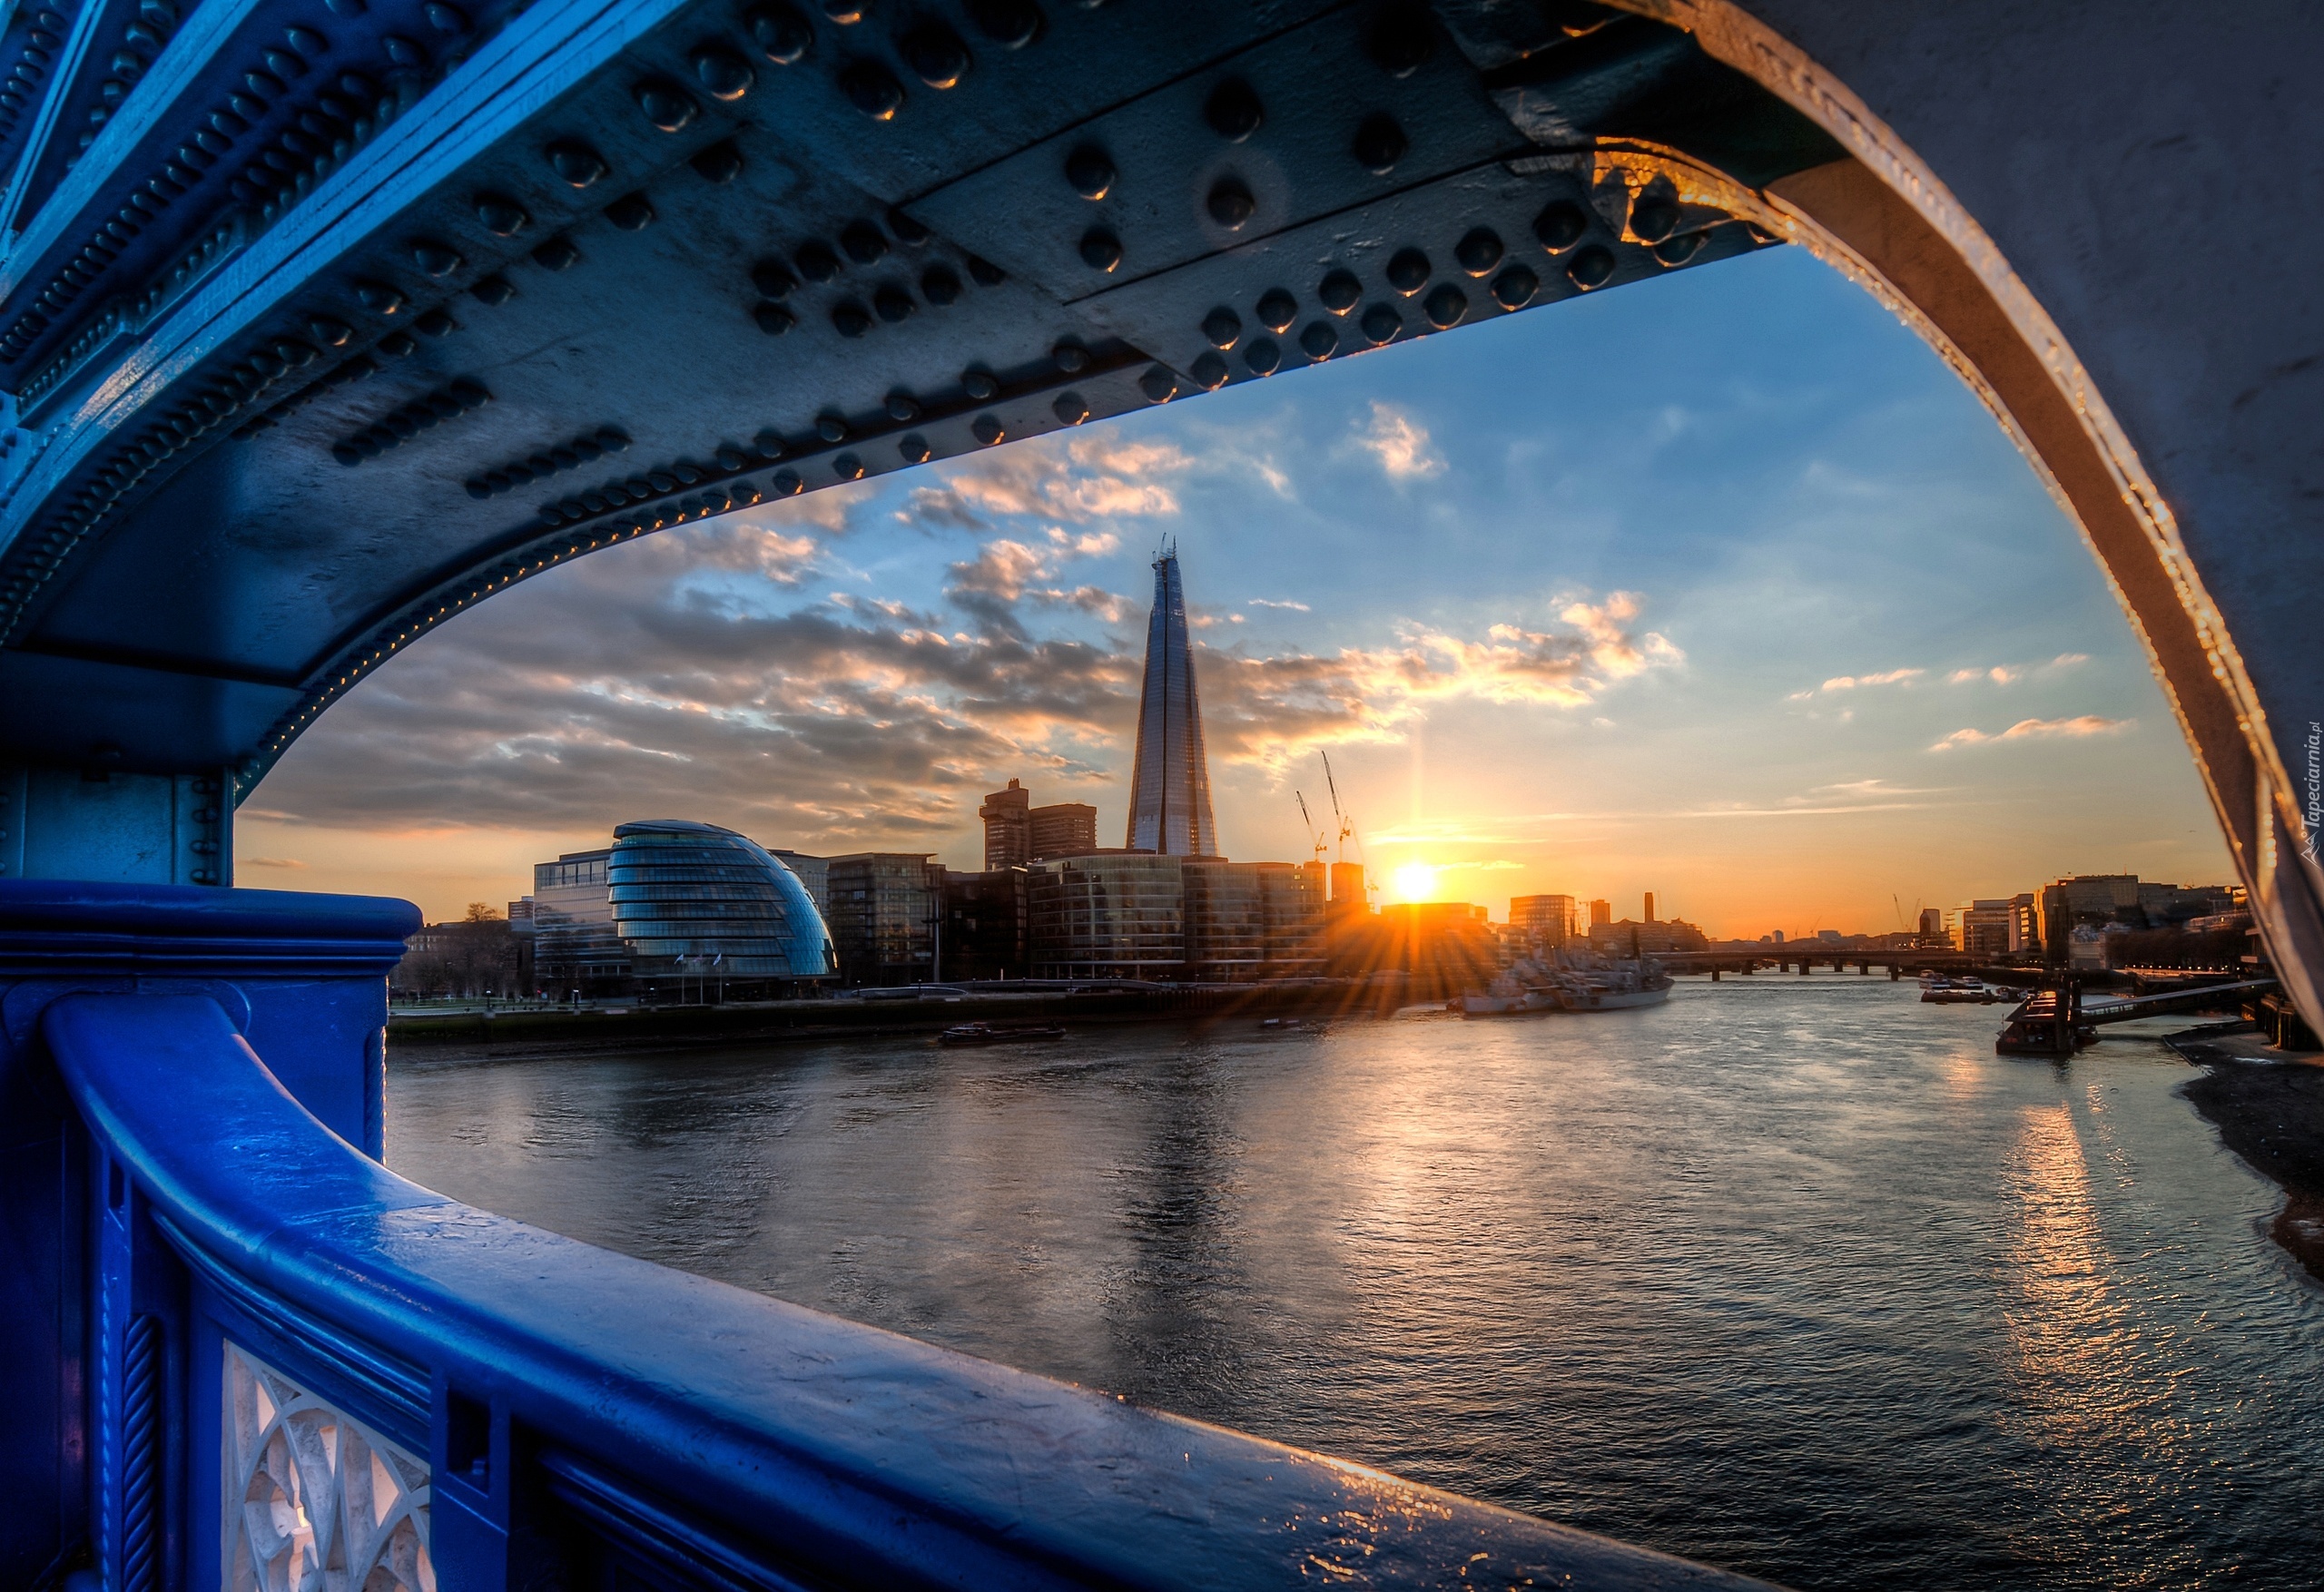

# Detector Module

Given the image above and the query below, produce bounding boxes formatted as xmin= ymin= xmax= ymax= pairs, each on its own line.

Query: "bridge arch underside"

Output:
xmin=0 ymin=0 xmax=2312 ymax=1022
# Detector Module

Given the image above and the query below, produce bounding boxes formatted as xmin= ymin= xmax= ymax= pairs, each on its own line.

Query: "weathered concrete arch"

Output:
xmin=0 ymin=0 xmax=2312 ymax=1024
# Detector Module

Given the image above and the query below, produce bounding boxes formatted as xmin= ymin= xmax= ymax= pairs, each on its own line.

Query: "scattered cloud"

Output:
xmin=898 ymin=431 xmax=1188 ymax=531
xmin=2052 ymin=653 xmax=2090 ymax=668
xmin=1930 ymin=715 xmax=2133 ymax=751
xmin=1352 ymin=401 xmax=1446 ymax=481
xmin=1819 ymin=668 xmax=1922 ymax=692
xmin=1248 ymin=598 xmax=1311 ymax=612
xmin=240 ymin=856 xmax=308 ymax=869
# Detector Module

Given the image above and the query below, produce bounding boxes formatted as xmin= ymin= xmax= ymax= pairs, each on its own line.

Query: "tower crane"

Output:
xmin=1295 ymin=791 xmax=1328 ymax=864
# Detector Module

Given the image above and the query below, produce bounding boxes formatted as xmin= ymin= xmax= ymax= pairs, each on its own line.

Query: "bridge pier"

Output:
xmin=0 ymin=767 xmax=235 ymax=886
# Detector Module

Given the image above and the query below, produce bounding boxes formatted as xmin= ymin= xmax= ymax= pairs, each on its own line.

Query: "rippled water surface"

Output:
xmin=386 ymin=978 xmax=2324 ymax=1589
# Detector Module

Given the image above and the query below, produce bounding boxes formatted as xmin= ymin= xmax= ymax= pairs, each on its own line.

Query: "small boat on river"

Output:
xmin=939 ymin=1021 xmax=1067 ymax=1047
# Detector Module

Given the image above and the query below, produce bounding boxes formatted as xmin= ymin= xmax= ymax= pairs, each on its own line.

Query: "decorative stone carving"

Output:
xmin=223 ymin=1342 xmax=433 ymax=1592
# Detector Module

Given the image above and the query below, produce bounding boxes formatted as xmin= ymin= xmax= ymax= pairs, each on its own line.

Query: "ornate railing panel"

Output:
xmin=223 ymin=1342 xmax=431 ymax=1592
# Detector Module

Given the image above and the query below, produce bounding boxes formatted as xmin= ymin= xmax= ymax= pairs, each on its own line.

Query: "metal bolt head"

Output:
xmin=1490 ymin=264 xmax=1538 ymax=309
xmin=1422 ymin=282 xmax=1465 ymax=328
xmin=1243 ymin=337 xmax=1280 ymax=375
xmin=1256 ymin=288 xmax=1296 ymax=330
xmin=1351 ymin=111 xmax=1405 ymax=173
xmin=1532 ymin=200 xmax=1588 ymax=253
xmin=1206 ymin=178 xmax=1255 ymax=231
xmin=1201 ymin=306 xmax=1241 ymax=348
xmin=1454 ymin=227 xmax=1503 ymax=275
xmin=1384 ymin=247 xmax=1429 ymax=295
xmin=1565 ymin=245 xmax=1615 ymax=290
xmin=1065 ymin=144 xmax=1113 ymax=200
xmin=634 ymin=77 xmax=696 ymax=130
xmin=1359 ymin=302 xmax=1400 ymax=344
xmin=1317 ymin=269 xmax=1360 ymax=313
xmin=1204 ymin=77 xmax=1261 ymax=142
xmin=1079 ymin=227 xmax=1121 ymax=272
xmin=1052 ymin=392 xmax=1088 ymax=425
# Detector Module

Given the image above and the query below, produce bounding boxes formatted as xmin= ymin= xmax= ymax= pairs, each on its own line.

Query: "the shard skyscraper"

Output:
xmin=1126 ymin=543 xmax=1218 ymax=856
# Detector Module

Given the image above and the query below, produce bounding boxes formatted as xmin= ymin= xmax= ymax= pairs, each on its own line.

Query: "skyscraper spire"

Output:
xmin=1126 ymin=542 xmax=1217 ymax=856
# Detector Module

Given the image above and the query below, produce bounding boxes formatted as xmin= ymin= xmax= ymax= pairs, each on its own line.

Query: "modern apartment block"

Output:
xmin=980 ymin=778 xmax=1101 ymax=870
xmin=822 ymin=853 xmax=938 ymax=986
xmin=1509 ymin=894 xmax=1578 ymax=944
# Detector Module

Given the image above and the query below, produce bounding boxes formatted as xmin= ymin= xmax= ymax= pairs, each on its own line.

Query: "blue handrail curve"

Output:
xmin=43 ymin=990 xmax=1773 ymax=1590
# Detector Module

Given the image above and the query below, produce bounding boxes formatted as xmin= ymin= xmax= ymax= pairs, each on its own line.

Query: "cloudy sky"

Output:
xmin=239 ymin=244 xmax=2231 ymax=937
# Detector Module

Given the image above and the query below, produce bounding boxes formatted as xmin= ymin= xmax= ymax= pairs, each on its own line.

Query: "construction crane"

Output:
xmin=1295 ymin=791 xmax=1328 ymax=864
xmin=1320 ymin=752 xmax=1380 ymax=904
xmin=1321 ymin=752 xmax=1355 ymax=862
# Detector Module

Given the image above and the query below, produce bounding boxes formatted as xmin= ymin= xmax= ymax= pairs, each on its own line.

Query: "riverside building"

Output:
xmin=607 ymin=821 xmax=837 ymax=997
xmin=979 ymin=777 xmax=1099 ymax=869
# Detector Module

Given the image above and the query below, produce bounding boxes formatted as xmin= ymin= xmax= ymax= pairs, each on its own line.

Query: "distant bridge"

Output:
xmin=4 ymin=4 xmax=2321 ymax=1590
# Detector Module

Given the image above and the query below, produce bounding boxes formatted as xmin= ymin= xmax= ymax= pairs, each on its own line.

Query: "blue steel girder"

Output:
xmin=0 ymin=0 xmax=1826 ymax=780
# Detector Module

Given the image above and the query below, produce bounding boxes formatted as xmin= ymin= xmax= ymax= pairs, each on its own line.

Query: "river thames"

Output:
xmin=386 ymin=978 xmax=2324 ymax=1589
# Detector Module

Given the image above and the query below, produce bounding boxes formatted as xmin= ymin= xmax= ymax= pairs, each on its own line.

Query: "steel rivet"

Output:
xmin=1201 ymin=306 xmax=1241 ymax=348
xmin=690 ymin=139 xmax=743 ymax=182
xmin=1454 ymin=227 xmax=1502 ymax=275
xmin=817 ymin=413 xmax=848 ymax=442
xmin=1384 ymin=247 xmax=1429 ymax=294
xmin=963 ymin=369 xmax=999 ymax=400
xmin=1256 ymin=288 xmax=1296 ymax=330
xmin=1206 ymin=178 xmax=1254 ymax=231
xmin=771 ymin=468 xmax=803 ymax=496
xmin=1138 ymin=365 xmax=1176 ymax=403
xmin=899 ymin=432 xmax=931 ymax=461
xmin=1052 ymin=391 xmax=1088 ymax=425
xmin=753 ymin=259 xmax=799 ymax=298
xmin=966 ymin=0 xmax=1040 ymax=48
xmin=1364 ymin=9 xmax=1433 ymax=75
xmin=888 ymin=391 xmax=921 ymax=420
xmin=753 ymin=301 xmax=796 ymax=334
xmin=889 ymin=207 xmax=931 ymax=246
xmin=1351 ymin=111 xmax=1405 ymax=173
xmin=353 ymin=279 xmax=406 ymax=314
xmin=378 ymin=330 xmax=417 ymax=356
xmin=832 ymin=300 xmax=872 ymax=336
xmin=547 ymin=138 xmax=608 ymax=186
xmin=903 ymin=22 xmax=969 ymax=87
xmin=1298 ymin=320 xmax=1336 ymax=359
xmin=474 ymin=192 xmax=528 ymax=234
xmin=1243 ymin=337 xmax=1279 ymax=375
xmin=1318 ymin=270 xmax=1360 ymax=313
xmin=1079 ymin=227 xmax=1121 ymax=271
xmin=1422 ymin=282 xmax=1464 ymax=328
xmin=1191 ymin=351 xmax=1227 ymax=389
xmin=834 ymin=452 xmax=865 ymax=478
xmin=1204 ymin=77 xmax=1260 ymax=141
xmin=1053 ymin=341 xmax=1088 ymax=373
xmin=471 ymin=274 xmax=515 ymax=304
xmin=840 ymin=60 xmax=904 ymax=119
xmin=749 ymin=2 xmax=813 ymax=64
xmin=531 ymin=234 xmax=580 ymax=270
xmin=874 ymin=285 xmax=914 ymax=321
xmin=1066 ymin=145 xmax=1113 ymax=200
xmin=966 ymin=255 xmax=1005 ymax=286
xmin=1533 ymin=201 xmax=1587 ymax=253
xmin=694 ymin=44 xmax=754 ymax=99
xmin=634 ymin=77 xmax=697 ymax=131
xmin=754 ymin=428 xmax=785 ymax=457
xmin=1566 ymin=245 xmax=1614 ymax=289
xmin=1359 ymin=302 xmax=1399 ymax=344
xmin=796 ymin=241 xmax=840 ymax=281
xmin=310 ymin=316 xmax=352 ymax=345
xmin=1630 ymin=192 xmax=1679 ymax=244
xmin=921 ymin=264 xmax=961 ymax=304
xmin=842 ymin=220 xmax=889 ymax=263
xmin=1651 ymin=231 xmax=1704 ymax=267
xmin=1490 ymin=264 xmax=1538 ymax=309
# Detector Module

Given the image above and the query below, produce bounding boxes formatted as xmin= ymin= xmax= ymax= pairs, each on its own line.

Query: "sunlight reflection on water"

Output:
xmin=388 ymin=978 xmax=2324 ymax=1589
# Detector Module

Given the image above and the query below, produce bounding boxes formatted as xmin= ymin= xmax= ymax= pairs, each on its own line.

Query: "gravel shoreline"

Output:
xmin=2170 ymin=1030 xmax=2324 ymax=1282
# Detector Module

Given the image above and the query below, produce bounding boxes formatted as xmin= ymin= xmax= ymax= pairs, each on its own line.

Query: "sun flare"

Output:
xmin=1391 ymin=861 xmax=1439 ymax=903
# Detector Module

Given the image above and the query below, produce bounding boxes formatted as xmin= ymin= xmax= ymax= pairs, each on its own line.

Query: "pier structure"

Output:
xmin=0 ymin=2 xmax=2319 ymax=1587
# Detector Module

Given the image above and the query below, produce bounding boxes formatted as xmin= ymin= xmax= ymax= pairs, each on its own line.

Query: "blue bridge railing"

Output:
xmin=2 ymin=879 xmax=1769 ymax=1591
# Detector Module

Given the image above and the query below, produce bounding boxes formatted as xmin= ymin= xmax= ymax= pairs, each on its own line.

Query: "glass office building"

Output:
xmin=1028 ymin=854 xmax=1187 ymax=979
xmin=606 ymin=821 xmax=837 ymax=995
xmin=1125 ymin=548 xmax=1218 ymax=857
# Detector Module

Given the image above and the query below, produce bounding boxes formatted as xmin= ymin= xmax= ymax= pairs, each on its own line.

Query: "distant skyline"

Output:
xmin=239 ymin=246 xmax=2232 ymax=933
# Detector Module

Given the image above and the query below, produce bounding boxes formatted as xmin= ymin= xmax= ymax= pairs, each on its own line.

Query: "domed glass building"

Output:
xmin=606 ymin=820 xmax=836 ymax=993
